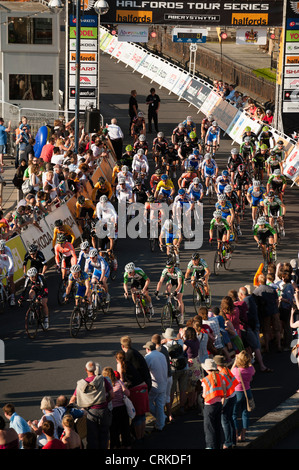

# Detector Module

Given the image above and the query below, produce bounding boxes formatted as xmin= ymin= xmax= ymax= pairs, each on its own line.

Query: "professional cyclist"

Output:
xmin=224 ymin=184 xmax=242 ymax=236
xmin=133 ymin=133 xmax=149 ymax=156
xmin=184 ymin=149 xmax=203 ymax=175
xmin=261 ymin=190 xmax=286 ymax=235
xmin=240 ymin=136 xmax=255 ymax=166
xmin=18 ymin=267 xmax=49 ymax=329
xmin=215 ymin=169 xmax=231 ymax=195
xmin=163 ymin=143 xmax=179 ymax=178
xmin=187 ymin=177 xmax=204 ymax=206
xmin=178 ymin=137 xmax=194 ymax=166
xmin=201 ymin=114 xmax=214 ymax=141
xmin=159 ymin=218 xmax=182 ymax=259
xmin=265 ymin=150 xmax=283 ymax=175
xmin=266 ymin=169 xmax=287 ymax=201
xmin=123 ymin=262 xmax=154 ymax=316
xmin=252 ymin=143 xmax=269 ymax=181
xmin=258 ymin=126 xmax=275 ymax=149
xmin=150 ymin=168 xmax=162 ymax=194
xmin=52 ymin=219 xmax=75 ymax=249
xmin=117 ymin=165 xmax=135 ymax=188
xmin=273 ymin=140 xmax=286 ymax=163
xmin=227 ymin=148 xmax=244 ymax=182
xmin=75 ymin=195 xmax=95 ymax=221
xmin=132 ymin=148 xmax=149 ymax=179
xmin=91 ymin=176 xmax=113 ymax=203
xmin=233 ymin=164 xmax=251 ymax=201
xmin=182 ymin=115 xmax=196 ymax=136
xmin=131 ymin=112 xmax=146 ymax=142
xmin=241 ymin=126 xmax=258 ymax=149
xmin=152 ymin=131 xmax=168 ymax=167
xmin=205 ymin=121 xmax=220 ymax=155
xmin=116 ymin=177 xmax=133 ymax=204
xmin=23 ymin=244 xmax=47 ymax=276
xmin=178 ymin=165 xmax=198 ymax=189
xmin=185 ymin=252 xmax=210 ymax=300
xmin=155 ymin=256 xmax=185 ymax=324
xmin=173 ymin=188 xmax=191 ymax=220
xmin=54 ymin=233 xmax=77 ymax=280
xmin=0 ymin=240 xmax=16 ymax=306
xmin=85 ymin=248 xmax=110 ymax=302
xmin=172 ymin=122 xmax=187 ymax=148
xmin=154 ymin=174 xmax=175 ymax=202
xmin=215 ymin=193 xmax=235 ymax=227
xmin=95 ymin=195 xmax=117 ymax=251
xmin=247 ymin=180 xmax=266 ymax=229
xmin=253 ymin=216 xmax=277 ymax=259
xmin=209 ymin=210 xmax=231 ymax=252
xmin=121 ymin=145 xmax=134 ymax=169
xmin=65 ymin=264 xmax=91 ymax=309
xmin=111 ymin=160 xmax=122 ymax=190
xmin=77 ymin=240 xmax=92 ymax=271
xmin=201 ymin=153 xmax=218 ymax=195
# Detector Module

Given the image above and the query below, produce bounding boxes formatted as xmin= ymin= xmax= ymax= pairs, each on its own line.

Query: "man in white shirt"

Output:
xmin=143 ymin=341 xmax=168 ymax=431
xmin=107 ymin=118 xmax=124 ymax=160
xmin=51 ymin=148 xmax=65 ymax=165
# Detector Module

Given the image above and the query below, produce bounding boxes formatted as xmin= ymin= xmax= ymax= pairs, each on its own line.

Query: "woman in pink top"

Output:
xmin=231 ymin=351 xmax=255 ymax=443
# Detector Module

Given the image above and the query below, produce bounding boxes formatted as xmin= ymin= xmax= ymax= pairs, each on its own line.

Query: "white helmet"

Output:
xmin=213 ymin=210 xmax=222 ymax=219
xmin=157 ymin=132 xmax=164 ymax=138
xmin=27 ymin=267 xmax=38 ymax=277
xmin=212 ymin=121 xmax=218 ymax=126
xmin=121 ymin=165 xmax=128 ymax=172
xmin=139 ymin=134 xmax=146 ymax=141
xmin=231 ymin=148 xmax=238 ymax=154
xmin=80 ymin=241 xmax=90 ymax=250
xmin=218 ymin=194 xmax=226 ymax=201
xmin=137 ymin=148 xmax=144 ymax=155
xmin=273 ymin=169 xmax=281 ymax=175
xmin=100 ymin=195 xmax=108 ymax=204
xmin=178 ymin=122 xmax=184 ymax=128
xmin=71 ymin=264 xmax=81 ymax=274
xmin=125 ymin=262 xmax=135 ymax=273
xmin=224 ymin=185 xmax=232 ymax=193
xmin=204 ymin=153 xmax=212 ymax=160
xmin=90 ymin=249 xmax=98 ymax=258
xmin=193 ymin=177 xmax=200 ymax=184
xmin=253 ymin=180 xmax=260 ymax=187
xmin=257 ymin=216 xmax=266 ymax=225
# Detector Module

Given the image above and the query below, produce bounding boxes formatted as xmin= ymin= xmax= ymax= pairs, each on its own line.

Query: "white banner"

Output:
xmin=200 ymin=89 xmax=222 ymax=115
xmin=118 ymin=25 xmax=149 ymax=43
xmin=283 ymin=145 xmax=299 ymax=185
xmin=236 ymin=28 xmax=267 ymax=45
xmin=20 ymin=218 xmax=54 ymax=263
xmin=227 ymin=113 xmax=262 ymax=144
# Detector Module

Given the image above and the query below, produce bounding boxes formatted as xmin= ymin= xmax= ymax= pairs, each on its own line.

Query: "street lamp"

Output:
xmin=48 ymin=0 xmax=63 ymax=13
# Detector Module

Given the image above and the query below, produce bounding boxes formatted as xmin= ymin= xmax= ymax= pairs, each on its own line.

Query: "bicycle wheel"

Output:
xmin=84 ymin=306 xmax=94 ymax=331
xmin=25 ymin=307 xmax=38 ymax=339
xmin=0 ymin=288 xmax=5 ymax=314
xmin=135 ymin=301 xmax=146 ymax=329
xmin=214 ymin=251 xmax=221 ymax=275
xmin=193 ymin=285 xmax=204 ymax=314
xmin=224 ymin=251 xmax=232 ymax=270
xmin=70 ymin=307 xmax=82 ymax=338
xmin=161 ymin=303 xmax=173 ymax=331
xmin=57 ymin=278 xmax=67 ymax=306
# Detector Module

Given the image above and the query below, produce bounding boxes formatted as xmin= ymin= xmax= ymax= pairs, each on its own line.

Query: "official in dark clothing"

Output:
xmin=146 ymin=88 xmax=160 ymax=134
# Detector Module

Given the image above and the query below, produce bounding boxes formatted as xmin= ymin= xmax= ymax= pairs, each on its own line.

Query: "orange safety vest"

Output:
xmin=202 ymin=372 xmax=224 ymax=402
xmin=218 ymin=367 xmax=238 ymax=398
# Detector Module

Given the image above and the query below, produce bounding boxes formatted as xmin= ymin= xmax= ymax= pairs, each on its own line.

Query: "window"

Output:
xmin=9 ymin=75 xmax=53 ymax=101
xmin=8 ymin=17 xmax=52 ymax=45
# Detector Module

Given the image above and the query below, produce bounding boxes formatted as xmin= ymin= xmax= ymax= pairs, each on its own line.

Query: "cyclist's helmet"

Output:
xmin=238 ymin=164 xmax=246 ymax=172
xmin=260 ymin=144 xmax=268 ymax=151
xmin=89 ymin=249 xmax=98 ymax=258
xmin=178 ymin=189 xmax=185 ymax=195
xmin=157 ymin=132 xmax=164 ymax=138
xmin=155 ymin=168 xmax=162 ymax=175
xmin=28 ymin=244 xmax=38 ymax=254
xmin=218 ymin=194 xmax=226 ymax=201
xmin=189 ymin=131 xmax=197 ymax=139
xmin=137 ymin=148 xmax=144 ymax=155
xmin=125 ymin=262 xmax=135 ymax=273
xmin=166 ymin=256 xmax=175 ymax=267
xmin=193 ymin=149 xmax=200 ymax=155
xmin=70 ymin=264 xmax=81 ymax=274
xmin=55 ymin=219 xmax=63 ymax=227
xmin=245 ymin=126 xmax=251 ymax=132
xmin=185 ymin=138 xmax=191 ymax=144
xmin=80 ymin=240 xmax=90 ymax=250
xmin=125 ymin=145 xmax=133 ymax=152
xmin=204 ymin=153 xmax=212 ymax=160
xmin=222 ymin=170 xmax=229 ymax=177
xmin=178 ymin=122 xmax=184 ymax=128
xmin=257 ymin=216 xmax=266 ymax=225
xmin=244 ymin=137 xmax=251 ymax=143
xmin=253 ymin=180 xmax=260 ymax=187
xmin=193 ymin=177 xmax=200 ymax=184
xmin=78 ymin=195 xmax=85 ymax=205
xmin=161 ymin=174 xmax=168 ymax=181
xmin=192 ymin=252 xmax=200 ymax=260
xmin=273 ymin=169 xmax=281 ymax=175
xmin=277 ymin=140 xmax=284 ymax=146
xmin=208 ymin=114 xmax=214 ymax=121
xmin=139 ymin=134 xmax=146 ymax=141
xmin=270 ymin=150 xmax=276 ymax=156
xmin=213 ymin=210 xmax=222 ymax=219
xmin=187 ymin=165 xmax=193 ymax=171
xmin=0 ymin=240 xmax=6 ymax=250
xmin=57 ymin=233 xmax=67 ymax=244
xmin=231 ymin=148 xmax=238 ymax=155
xmin=121 ymin=165 xmax=128 ymax=172
xmin=187 ymin=116 xmax=192 ymax=121
xmin=268 ymin=190 xmax=275 ymax=198
xmin=212 ymin=121 xmax=218 ymax=126
xmin=100 ymin=195 xmax=108 ymax=204
xmin=135 ymin=179 xmax=142 ymax=186
xmin=27 ymin=267 xmax=38 ymax=278
xmin=262 ymin=126 xmax=269 ymax=132
xmin=98 ymin=176 xmax=105 ymax=184
xmin=224 ymin=185 xmax=232 ymax=193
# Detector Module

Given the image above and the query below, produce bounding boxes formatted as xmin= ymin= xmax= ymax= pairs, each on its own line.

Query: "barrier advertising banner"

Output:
xmin=6 ymin=235 xmax=27 ymax=283
xmin=209 ymin=99 xmax=239 ymax=131
xmin=20 ymin=218 xmax=54 ymax=263
xmin=283 ymin=145 xmax=299 ymax=185
xmin=181 ymin=78 xmax=211 ymax=109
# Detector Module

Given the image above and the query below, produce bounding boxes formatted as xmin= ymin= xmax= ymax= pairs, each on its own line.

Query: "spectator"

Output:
xmin=22 ymin=431 xmax=37 ymax=449
xmin=181 ymin=326 xmax=201 ymax=410
xmin=27 ymin=396 xmax=59 ymax=448
xmin=0 ymin=117 xmax=11 ymax=166
xmin=40 ymin=137 xmax=55 ymax=163
xmin=220 ymin=296 xmax=245 ymax=353
xmin=225 ymin=84 xmax=236 ymax=101
xmin=41 ymin=420 xmax=66 ymax=449
xmin=52 ymin=395 xmax=84 ymax=438
xmin=143 ymin=340 xmax=168 ymax=432
xmin=60 ymin=414 xmax=82 ymax=449
xmin=146 ymin=87 xmax=160 ymax=133
xmin=107 ymin=118 xmax=124 ymax=160
xmin=276 ymin=269 xmax=295 ymax=350
xmin=69 ymin=360 xmax=113 ymax=449
xmin=0 ymin=415 xmax=19 ymax=449
xmin=262 ymin=109 xmax=273 ymax=125
xmin=151 ymin=333 xmax=173 ymax=422
xmin=129 ymin=90 xmax=138 ymax=134
xmin=3 ymin=403 xmax=31 ymax=448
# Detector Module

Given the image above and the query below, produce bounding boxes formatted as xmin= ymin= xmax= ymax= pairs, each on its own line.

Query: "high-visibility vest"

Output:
xmin=218 ymin=367 xmax=238 ymax=398
xmin=253 ymin=263 xmax=264 ymax=286
xmin=202 ymin=372 xmax=224 ymax=402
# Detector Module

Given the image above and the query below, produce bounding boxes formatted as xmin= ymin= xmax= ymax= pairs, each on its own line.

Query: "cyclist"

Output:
xmin=91 ymin=176 xmax=113 ymax=203
xmin=132 ymin=148 xmax=149 ymax=180
xmin=152 ymin=131 xmax=168 ymax=167
xmin=159 ymin=218 xmax=182 ymax=259
xmin=233 ymin=164 xmax=251 ymax=201
xmin=111 ymin=160 xmax=122 ymax=190
xmin=227 ymin=148 xmax=244 ymax=182
xmin=163 ymin=143 xmax=179 ymax=178
xmin=187 ymin=177 xmax=204 ymax=207
xmin=224 ymin=184 xmax=242 ymax=236
xmin=241 ymin=126 xmax=258 ymax=149
xmin=184 ymin=149 xmax=203 ymax=175
xmin=85 ymin=248 xmax=110 ymax=302
xmin=215 ymin=193 xmax=235 ymax=227
xmin=178 ymin=165 xmax=198 ymax=189
xmin=205 ymin=121 xmax=220 ymax=155
xmin=182 ymin=115 xmax=196 ymax=136
xmin=150 ymin=168 xmax=162 ymax=194
xmin=123 ymin=262 xmax=154 ymax=316
xmin=266 ymin=169 xmax=287 ymax=201
xmin=261 ymin=190 xmax=286 ymax=235
xmin=209 ymin=210 xmax=231 ymax=252
xmin=18 ymin=267 xmax=49 ymax=329
xmin=116 ymin=177 xmax=133 ymax=204
xmin=201 ymin=114 xmax=214 ymax=141
xmin=133 ymin=178 xmax=149 ymax=204
xmin=172 ymin=122 xmax=187 ymax=148
xmin=240 ymin=136 xmax=255 ymax=166
xmin=121 ymin=145 xmax=134 ymax=169
xmin=95 ymin=195 xmax=117 ymax=251
xmin=215 ymin=169 xmax=231 ymax=195
xmin=185 ymin=252 xmax=210 ymax=300
xmin=201 ymin=153 xmax=218 ymax=195
xmin=77 ymin=240 xmax=91 ymax=271
xmin=178 ymin=137 xmax=194 ymax=167
xmin=273 ymin=140 xmax=286 ymax=163
xmin=173 ymin=188 xmax=191 ymax=220
xmin=247 ymin=180 xmax=266 ymax=229
xmin=0 ymin=240 xmax=16 ymax=306
xmin=75 ymin=195 xmax=95 ymax=221
xmin=155 ymin=256 xmax=185 ymax=324
xmin=131 ymin=112 xmax=146 ymax=142
xmin=54 ymin=233 xmax=77 ymax=280
xmin=133 ymin=133 xmax=149 ymax=156
xmin=189 ymin=131 xmax=199 ymax=149
xmin=23 ymin=244 xmax=47 ymax=276
xmin=52 ymin=219 xmax=75 ymax=249
xmin=265 ymin=150 xmax=283 ymax=175
xmin=252 ymin=143 xmax=269 ymax=181
xmin=65 ymin=264 xmax=91 ymax=309
xmin=258 ymin=126 xmax=275 ymax=150
xmin=253 ymin=216 xmax=277 ymax=259
xmin=154 ymin=174 xmax=175 ymax=202
xmin=117 ymin=165 xmax=134 ymax=188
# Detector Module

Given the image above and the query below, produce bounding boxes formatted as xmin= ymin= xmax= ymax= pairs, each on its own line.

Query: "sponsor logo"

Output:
xmin=116 ymin=9 xmax=153 ymax=23
xmin=69 ymin=65 xmax=97 ymax=75
xmin=70 ymin=87 xmax=97 ymax=98
xmin=231 ymin=13 xmax=268 ymax=26
xmin=70 ymin=14 xmax=98 ymax=27
xmin=286 ymin=55 xmax=299 ymax=64
xmin=70 ymin=52 xmax=97 ymax=62
xmin=285 ymin=66 xmax=299 ymax=75
xmin=69 ymin=27 xmax=98 ymax=39
xmin=286 ymin=30 xmax=299 ymax=41
xmin=287 ymin=18 xmax=299 ymax=29
xmin=290 ymin=1 xmax=299 ymax=14
xmin=286 ymin=42 xmax=299 ymax=52
xmin=283 ymin=89 xmax=299 ymax=101
xmin=69 ymin=39 xmax=98 ymax=51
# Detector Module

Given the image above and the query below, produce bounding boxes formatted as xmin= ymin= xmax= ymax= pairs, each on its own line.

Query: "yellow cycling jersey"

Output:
xmin=156 ymin=179 xmax=174 ymax=192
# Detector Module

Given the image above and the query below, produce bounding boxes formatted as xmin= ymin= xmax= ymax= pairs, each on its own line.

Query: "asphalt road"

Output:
xmin=1 ymin=52 xmax=299 ymax=450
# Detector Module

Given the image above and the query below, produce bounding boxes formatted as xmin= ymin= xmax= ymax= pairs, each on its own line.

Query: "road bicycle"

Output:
xmin=186 ymin=278 xmax=212 ymax=314
xmin=205 ymin=176 xmax=217 ymax=204
xmin=157 ymin=292 xmax=183 ymax=331
xmin=160 ymin=243 xmax=180 ymax=267
xmin=100 ymin=250 xmax=118 ymax=281
xmin=25 ymin=297 xmax=46 ymax=340
xmin=70 ymin=297 xmax=95 ymax=338
xmin=259 ymin=240 xmax=277 ymax=271
xmin=0 ymin=275 xmax=11 ymax=314
xmin=91 ymin=280 xmax=110 ymax=314
xmin=132 ymin=289 xmax=151 ymax=329
xmin=272 ymin=215 xmax=285 ymax=242
xmin=57 ymin=266 xmax=76 ymax=306
xmin=213 ymin=241 xmax=232 ymax=275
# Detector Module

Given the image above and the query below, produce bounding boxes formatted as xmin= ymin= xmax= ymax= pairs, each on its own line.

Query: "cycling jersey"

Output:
xmin=234 ymin=171 xmax=251 ymax=189
xmin=21 ymin=274 xmax=48 ymax=299
xmin=77 ymin=249 xmax=92 ymax=271
xmin=96 ymin=200 xmax=117 ymax=223
xmin=263 ymin=196 xmax=283 ymax=217
xmin=206 ymin=126 xmax=220 ymax=143
xmin=179 ymin=143 xmax=194 ymax=160
xmin=75 ymin=198 xmax=95 ymax=219
xmin=123 ymin=267 xmax=148 ymax=285
xmin=23 ymin=251 xmax=47 ymax=273
xmin=68 ymin=271 xmax=89 ymax=298
xmin=227 ymin=155 xmax=244 ymax=171
xmin=215 ymin=200 xmax=233 ymax=218
xmin=85 ymin=255 xmax=110 ymax=280
xmin=153 ymin=137 xmax=168 ymax=155
xmin=92 ymin=181 xmax=113 ymax=201
xmin=160 ymin=222 xmax=181 ymax=243
xmin=265 ymin=156 xmax=281 ymax=171
xmin=210 ymin=217 xmax=230 ymax=231
xmin=215 ymin=176 xmax=231 ymax=194
xmin=164 ymin=149 xmax=179 ymax=164
xmin=185 ymin=155 xmax=202 ymax=171
xmin=225 ymin=191 xmax=240 ymax=211
xmin=150 ymin=174 xmax=161 ymax=191
xmin=173 ymin=195 xmax=191 ymax=210
xmin=202 ymin=159 xmax=217 ymax=177
xmin=240 ymin=142 xmax=254 ymax=157
xmin=156 ymin=179 xmax=174 ymax=196
xmin=161 ymin=266 xmax=184 ymax=281
xmin=247 ymin=185 xmax=266 ymax=206
xmin=253 ymin=223 xmax=276 ymax=237
xmin=132 ymin=155 xmax=149 ymax=173
xmin=52 ymin=225 xmax=75 ymax=248
xmin=55 ymin=242 xmax=77 ymax=266
xmin=187 ymin=259 xmax=208 ymax=277
xmin=172 ymin=127 xmax=187 ymax=143
xmin=0 ymin=246 xmax=14 ymax=276
xmin=267 ymin=174 xmax=286 ymax=187
xmin=188 ymin=182 xmax=203 ymax=200
xmin=180 ymin=171 xmax=198 ymax=187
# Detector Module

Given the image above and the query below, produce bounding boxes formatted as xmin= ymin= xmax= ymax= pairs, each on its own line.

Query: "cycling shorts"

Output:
xmin=204 ymin=167 xmax=216 ymax=177
xmin=251 ymin=195 xmax=264 ymax=207
xmin=159 ymin=188 xmax=171 ymax=197
xmin=217 ymin=183 xmax=226 ymax=194
xmin=75 ymin=285 xmax=87 ymax=298
xmin=220 ymin=211 xmax=230 ymax=219
xmin=258 ymin=230 xmax=274 ymax=243
xmin=190 ymin=191 xmax=202 ymax=201
xmin=92 ymin=267 xmax=110 ymax=281
xmin=165 ymin=233 xmax=179 ymax=245
xmin=166 ymin=278 xmax=184 ymax=294
xmin=130 ymin=278 xmax=146 ymax=290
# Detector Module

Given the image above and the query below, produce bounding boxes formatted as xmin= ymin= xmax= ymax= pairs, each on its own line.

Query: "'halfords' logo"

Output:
xmin=116 ymin=9 xmax=153 ymax=23
xmin=231 ymin=13 xmax=268 ymax=26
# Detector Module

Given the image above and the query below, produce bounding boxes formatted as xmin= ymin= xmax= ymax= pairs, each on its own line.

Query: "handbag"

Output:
xmin=22 ymin=176 xmax=34 ymax=195
xmin=237 ymin=366 xmax=255 ymax=412
xmin=123 ymin=394 xmax=136 ymax=419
